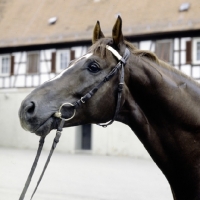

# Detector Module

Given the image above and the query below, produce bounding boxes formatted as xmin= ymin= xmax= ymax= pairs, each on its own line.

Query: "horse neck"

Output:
xmin=126 ymin=53 xmax=200 ymax=126
xmin=119 ymin=54 xmax=200 ymax=199
xmin=124 ymin=54 xmax=200 ymax=131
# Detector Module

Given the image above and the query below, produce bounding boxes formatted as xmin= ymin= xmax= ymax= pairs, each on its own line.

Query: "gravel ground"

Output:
xmin=0 ymin=148 xmax=173 ymax=200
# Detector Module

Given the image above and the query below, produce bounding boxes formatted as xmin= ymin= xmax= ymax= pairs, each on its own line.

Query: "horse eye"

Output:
xmin=87 ymin=62 xmax=100 ymax=73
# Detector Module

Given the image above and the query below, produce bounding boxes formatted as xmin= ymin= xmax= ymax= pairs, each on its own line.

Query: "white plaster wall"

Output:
xmin=92 ymin=122 xmax=150 ymax=159
xmin=0 ymin=89 xmax=151 ymax=159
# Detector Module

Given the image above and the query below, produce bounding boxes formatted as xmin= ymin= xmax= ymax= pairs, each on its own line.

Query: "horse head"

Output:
xmin=19 ymin=16 xmax=130 ymax=137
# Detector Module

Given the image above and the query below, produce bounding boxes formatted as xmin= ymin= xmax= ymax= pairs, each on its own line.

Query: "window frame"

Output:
xmin=56 ymin=49 xmax=70 ymax=73
xmin=0 ymin=54 xmax=11 ymax=76
xmin=192 ymin=38 xmax=200 ymax=64
xmin=27 ymin=51 xmax=40 ymax=74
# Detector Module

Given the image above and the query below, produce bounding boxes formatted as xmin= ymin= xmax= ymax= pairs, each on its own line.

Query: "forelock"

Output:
xmin=89 ymin=38 xmax=113 ymax=58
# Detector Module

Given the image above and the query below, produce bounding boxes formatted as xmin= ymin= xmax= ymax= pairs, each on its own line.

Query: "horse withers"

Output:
xmin=19 ymin=16 xmax=200 ymax=200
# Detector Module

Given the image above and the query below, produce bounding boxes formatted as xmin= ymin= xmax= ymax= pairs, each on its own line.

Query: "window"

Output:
xmin=0 ymin=55 xmax=10 ymax=76
xmin=56 ymin=50 xmax=70 ymax=72
xmin=56 ymin=49 xmax=75 ymax=73
xmin=197 ymin=42 xmax=200 ymax=60
xmin=27 ymin=51 xmax=39 ymax=74
xmin=192 ymin=38 xmax=200 ymax=64
xmin=179 ymin=3 xmax=190 ymax=12
xmin=155 ymin=40 xmax=173 ymax=63
xmin=60 ymin=52 xmax=69 ymax=70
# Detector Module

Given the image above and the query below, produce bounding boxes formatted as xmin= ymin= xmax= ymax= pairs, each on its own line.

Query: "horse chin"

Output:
xmin=31 ymin=117 xmax=56 ymax=137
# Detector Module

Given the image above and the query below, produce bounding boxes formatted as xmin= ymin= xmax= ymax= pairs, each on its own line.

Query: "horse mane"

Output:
xmin=124 ymin=40 xmax=158 ymax=62
xmin=90 ymin=39 xmax=200 ymax=87
xmin=126 ymin=40 xmax=200 ymax=87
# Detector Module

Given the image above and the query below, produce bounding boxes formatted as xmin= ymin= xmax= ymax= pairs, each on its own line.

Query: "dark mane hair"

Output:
xmin=125 ymin=40 xmax=158 ymax=62
xmin=125 ymin=40 xmax=200 ymax=86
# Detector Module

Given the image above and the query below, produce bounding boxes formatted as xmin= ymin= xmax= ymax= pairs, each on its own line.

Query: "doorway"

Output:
xmin=75 ymin=124 xmax=92 ymax=151
xmin=81 ymin=124 xmax=91 ymax=150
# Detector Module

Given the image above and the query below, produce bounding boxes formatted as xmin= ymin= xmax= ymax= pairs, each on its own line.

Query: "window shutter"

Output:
xmin=51 ymin=52 xmax=56 ymax=73
xmin=70 ymin=50 xmax=75 ymax=60
xmin=186 ymin=41 xmax=192 ymax=64
xmin=10 ymin=55 xmax=14 ymax=76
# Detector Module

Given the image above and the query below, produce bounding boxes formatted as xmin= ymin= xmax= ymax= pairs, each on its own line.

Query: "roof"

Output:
xmin=0 ymin=0 xmax=200 ymax=48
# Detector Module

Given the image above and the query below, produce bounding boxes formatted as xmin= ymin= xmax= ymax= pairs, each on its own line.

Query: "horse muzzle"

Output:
xmin=18 ymin=99 xmax=56 ymax=136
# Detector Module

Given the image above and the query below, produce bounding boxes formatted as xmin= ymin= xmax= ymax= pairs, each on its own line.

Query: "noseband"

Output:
xmin=19 ymin=45 xmax=130 ymax=200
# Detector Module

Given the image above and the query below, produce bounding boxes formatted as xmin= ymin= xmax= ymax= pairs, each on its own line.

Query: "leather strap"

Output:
xmin=19 ymin=137 xmax=45 ymax=200
xmin=19 ymin=120 xmax=65 ymax=200
xmin=74 ymin=46 xmax=130 ymax=127
xmin=30 ymin=119 xmax=65 ymax=200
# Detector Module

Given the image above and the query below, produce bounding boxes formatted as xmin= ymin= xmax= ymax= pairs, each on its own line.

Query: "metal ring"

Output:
xmin=54 ymin=102 xmax=76 ymax=121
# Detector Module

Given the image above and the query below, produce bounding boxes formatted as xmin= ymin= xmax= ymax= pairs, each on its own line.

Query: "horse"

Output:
xmin=19 ymin=16 xmax=200 ymax=200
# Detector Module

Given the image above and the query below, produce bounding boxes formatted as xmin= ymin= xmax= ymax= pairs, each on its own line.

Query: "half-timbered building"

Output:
xmin=0 ymin=0 xmax=200 ymax=157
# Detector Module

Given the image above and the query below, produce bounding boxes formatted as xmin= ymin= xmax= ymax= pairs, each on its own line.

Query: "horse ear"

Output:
xmin=112 ymin=16 xmax=124 ymax=47
xmin=92 ymin=21 xmax=105 ymax=44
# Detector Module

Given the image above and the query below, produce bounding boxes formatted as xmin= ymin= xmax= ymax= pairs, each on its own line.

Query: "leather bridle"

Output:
xmin=55 ymin=45 xmax=130 ymax=127
xmin=18 ymin=45 xmax=130 ymax=200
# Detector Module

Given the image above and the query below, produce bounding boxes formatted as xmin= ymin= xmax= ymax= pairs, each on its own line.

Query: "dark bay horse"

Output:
xmin=19 ymin=16 xmax=200 ymax=200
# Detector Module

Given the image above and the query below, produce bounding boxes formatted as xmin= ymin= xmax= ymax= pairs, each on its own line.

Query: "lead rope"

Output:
xmin=19 ymin=137 xmax=45 ymax=200
xmin=18 ymin=119 xmax=65 ymax=200
xmin=30 ymin=119 xmax=65 ymax=200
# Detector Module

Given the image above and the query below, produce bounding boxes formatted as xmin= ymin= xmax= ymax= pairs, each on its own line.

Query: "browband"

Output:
xmin=106 ymin=45 xmax=122 ymax=60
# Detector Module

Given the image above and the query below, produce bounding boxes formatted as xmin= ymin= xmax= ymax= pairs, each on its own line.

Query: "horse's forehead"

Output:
xmin=48 ymin=53 xmax=93 ymax=82
xmin=73 ymin=52 xmax=93 ymax=65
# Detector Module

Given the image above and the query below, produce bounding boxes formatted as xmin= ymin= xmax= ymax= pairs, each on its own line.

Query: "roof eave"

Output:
xmin=0 ymin=29 xmax=200 ymax=54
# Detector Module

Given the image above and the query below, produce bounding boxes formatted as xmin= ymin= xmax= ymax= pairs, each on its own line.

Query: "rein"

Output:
xmin=18 ymin=45 xmax=130 ymax=199
xmin=18 ymin=120 xmax=65 ymax=200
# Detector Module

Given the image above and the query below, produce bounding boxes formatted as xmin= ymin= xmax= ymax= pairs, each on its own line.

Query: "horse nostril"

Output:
xmin=25 ymin=101 xmax=36 ymax=119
